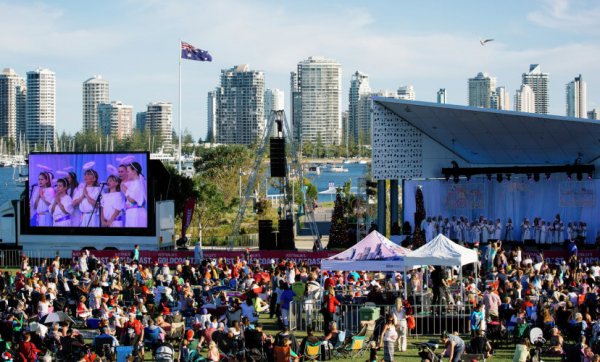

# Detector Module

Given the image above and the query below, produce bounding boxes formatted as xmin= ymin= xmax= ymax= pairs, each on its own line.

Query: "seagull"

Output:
xmin=480 ymin=38 xmax=494 ymax=46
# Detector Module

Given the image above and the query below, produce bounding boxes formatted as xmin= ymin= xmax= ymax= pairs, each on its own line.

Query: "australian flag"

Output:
xmin=181 ymin=41 xmax=212 ymax=62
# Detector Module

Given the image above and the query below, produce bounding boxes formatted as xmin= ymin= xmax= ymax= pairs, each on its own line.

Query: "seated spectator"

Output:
xmin=469 ymin=330 xmax=492 ymax=359
xmin=76 ymin=296 xmax=92 ymax=320
xmin=513 ymin=338 xmax=530 ymax=362
xmin=547 ymin=328 xmax=564 ymax=355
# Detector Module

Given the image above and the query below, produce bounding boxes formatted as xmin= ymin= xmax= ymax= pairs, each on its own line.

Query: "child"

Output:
xmin=368 ymin=340 xmax=378 ymax=362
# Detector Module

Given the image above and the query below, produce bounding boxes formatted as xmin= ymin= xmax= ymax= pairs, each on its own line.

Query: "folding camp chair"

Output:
xmin=335 ymin=335 xmax=366 ymax=360
xmin=304 ymin=341 xmax=321 ymax=362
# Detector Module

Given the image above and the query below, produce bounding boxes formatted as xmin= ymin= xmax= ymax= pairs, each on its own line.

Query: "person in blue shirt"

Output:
xmin=279 ymin=284 xmax=296 ymax=328
xmin=470 ymin=303 xmax=485 ymax=336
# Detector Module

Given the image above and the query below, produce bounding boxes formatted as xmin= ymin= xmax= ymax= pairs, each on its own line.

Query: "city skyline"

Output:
xmin=2 ymin=0 xmax=600 ymax=140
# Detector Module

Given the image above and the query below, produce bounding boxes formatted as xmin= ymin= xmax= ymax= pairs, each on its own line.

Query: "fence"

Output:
xmin=289 ymin=299 xmax=473 ymax=337
xmin=0 ymin=249 xmax=65 ymax=268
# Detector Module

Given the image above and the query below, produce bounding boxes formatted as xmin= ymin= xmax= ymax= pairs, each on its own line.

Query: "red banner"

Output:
xmin=72 ymin=249 xmax=338 ymax=267
xmin=522 ymin=249 xmax=600 ymax=265
xmin=181 ymin=197 xmax=196 ymax=239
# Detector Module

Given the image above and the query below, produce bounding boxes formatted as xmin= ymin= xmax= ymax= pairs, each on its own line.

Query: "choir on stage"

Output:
xmin=420 ymin=214 xmax=590 ymax=244
xmin=29 ymin=159 xmax=147 ymax=228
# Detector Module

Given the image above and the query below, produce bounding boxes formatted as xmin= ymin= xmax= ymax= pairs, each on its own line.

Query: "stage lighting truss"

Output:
xmin=441 ymin=164 xmax=595 ymax=183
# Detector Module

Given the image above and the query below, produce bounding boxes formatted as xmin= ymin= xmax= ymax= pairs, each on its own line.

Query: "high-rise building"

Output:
xmin=0 ymin=68 xmax=26 ymax=142
xmin=26 ymin=68 xmax=55 ymax=150
xmin=264 ymin=88 xmax=284 ymax=114
xmin=397 ymin=85 xmax=416 ymax=100
xmin=349 ymin=71 xmax=371 ymax=145
xmin=216 ymin=64 xmax=265 ymax=145
xmin=437 ymin=88 xmax=447 ymax=104
xmin=341 ymin=110 xmax=349 ymax=148
xmin=522 ymin=64 xmax=549 ymax=114
xmin=206 ymin=90 xmax=217 ymax=143
xmin=294 ymin=56 xmax=342 ymax=145
xmin=468 ymin=72 xmax=496 ymax=108
xmin=588 ymin=109 xmax=599 ymax=120
xmin=136 ymin=112 xmax=147 ymax=131
xmin=514 ymin=84 xmax=536 ymax=113
xmin=98 ymin=101 xmax=133 ymax=139
xmin=146 ymin=102 xmax=172 ymax=148
xmin=290 ymin=71 xmax=301 ymax=143
xmin=490 ymin=86 xmax=510 ymax=110
xmin=566 ymin=74 xmax=587 ymax=118
xmin=82 ymin=75 xmax=109 ymax=132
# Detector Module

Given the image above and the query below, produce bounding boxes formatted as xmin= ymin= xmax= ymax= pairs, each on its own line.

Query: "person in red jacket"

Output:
xmin=322 ymin=287 xmax=340 ymax=335
xmin=18 ymin=332 xmax=41 ymax=362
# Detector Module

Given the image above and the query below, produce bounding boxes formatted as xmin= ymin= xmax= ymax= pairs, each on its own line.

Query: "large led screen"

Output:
xmin=28 ymin=153 xmax=149 ymax=229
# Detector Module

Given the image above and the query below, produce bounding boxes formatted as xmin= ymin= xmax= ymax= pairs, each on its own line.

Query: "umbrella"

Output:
xmin=39 ymin=311 xmax=74 ymax=325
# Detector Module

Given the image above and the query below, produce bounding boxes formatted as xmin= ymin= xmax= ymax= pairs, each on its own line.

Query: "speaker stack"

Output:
xmin=270 ymin=138 xmax=286 ymax=178
xmin=258 ymin=220 xmax=274 ymax=250
xmin=277 ymin=219 xmax=295 ymax=250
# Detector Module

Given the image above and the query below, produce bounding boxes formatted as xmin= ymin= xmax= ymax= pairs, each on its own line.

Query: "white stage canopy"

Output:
xmin=403 ymin=233 xmax=478 ymax=267
xmin=321 ymin=231 xmax=411 ymax=272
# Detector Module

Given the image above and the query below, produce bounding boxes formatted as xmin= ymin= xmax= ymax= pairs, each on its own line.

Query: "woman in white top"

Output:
xmin=73 ymin=169 xmax=101 ymax=227
xmin=32 ymin=172 xmax=55 ymax=226
xmin=66 ymin=172 xmax=81 ymax=227
xmin=379 ymin=314 xmax=398 ymax=362
xmin=51 ymin=179 xmax=74 ymax=227
xmin=392 ymin=297 xmax=408 ymax=352
xmin=38 ymin=294 xmax=51 ymax=318
xmin=121 ymin=162 xmax=147 ymax=227
xmin=101 ymin=175 xmax=125 ymax=227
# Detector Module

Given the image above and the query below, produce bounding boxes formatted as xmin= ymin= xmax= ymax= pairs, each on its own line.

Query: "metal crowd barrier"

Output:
xmin=290 ymin=299 xmax=473 ymax=337
xmin=0 ymin=249 xmax=62 ymax=268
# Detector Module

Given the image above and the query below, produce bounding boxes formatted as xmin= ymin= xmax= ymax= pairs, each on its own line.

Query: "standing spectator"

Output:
xmin=321 ymin=287 xmax=340 ymax=335
xmin=470 ymin=303 xmax=486 ymax=336
xmin=391 ymin=297 xmax=407 ymax=352
xmin=483 ymin=285 xmax=501 ymax=321
xmin=132 ymin=244 xmax=140 ymax=263
xmin=379 ymin=315 xmax=398 ymax=362
xmin=278 ymin=284 xmax=296 ymax=328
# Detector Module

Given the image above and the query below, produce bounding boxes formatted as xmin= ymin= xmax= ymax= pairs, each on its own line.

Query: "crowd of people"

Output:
xmin=30 ymin=159 xmax=147 ymax=228
xmin=1 ymin=225 xmax=599 ymax=362
xmin=420 ymin=214 xmax=592 ymax=245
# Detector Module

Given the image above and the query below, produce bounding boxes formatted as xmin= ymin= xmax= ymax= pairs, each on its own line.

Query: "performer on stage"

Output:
xmin=122 ymin=162 xmax=147 ymax=227
xmin=505 ymin=218 xmax=514 ymax=242
xmin=73 ymin=168 xmax=101 ymax=227
xmin=548 ymin=222 xmax=555 ymax=244
xmin=521 ymin=218 xmax=531 ymax=243
xmin=51 ymin=179 xmax=74 ymax=227
xmin=567 ymin=222 xmax=574 ymax=241
xmin=66 ymin=171 xmax=81 ymax=227
xmin=494 ymin=218 xmax=502 ymax=240
xmin=540 ymin=220 xmax=547 ymax=244
xmin=101 ymin=175 xmax=125 ymax=228
xmin=32 ymin=172 xmax=55 ymax=226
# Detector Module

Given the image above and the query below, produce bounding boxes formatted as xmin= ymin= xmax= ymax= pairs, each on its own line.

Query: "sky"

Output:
xmin=2 ymin=0 xmax=600 ymax=140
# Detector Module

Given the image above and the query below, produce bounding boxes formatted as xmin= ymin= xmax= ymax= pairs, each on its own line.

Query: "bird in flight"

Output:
xmin=480 ymin=38 xmax=494 ymax=46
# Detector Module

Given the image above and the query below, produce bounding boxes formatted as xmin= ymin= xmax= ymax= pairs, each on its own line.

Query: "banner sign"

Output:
xmin=522 ymin=249 xmax=600 ymax=266
xmin=72 ymin=250 xmax=338 ymax=267
xmin=181 ymin=197 xmax=196 ymax=239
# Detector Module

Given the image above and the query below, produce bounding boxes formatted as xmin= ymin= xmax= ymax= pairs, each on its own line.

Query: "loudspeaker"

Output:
xmin=270 ymin=138 xmax=286 ymax=177
xmin=258 ymin=220 xmax=274 ymax=250
xmin=277 ymin=219 xmax=295 ymax=250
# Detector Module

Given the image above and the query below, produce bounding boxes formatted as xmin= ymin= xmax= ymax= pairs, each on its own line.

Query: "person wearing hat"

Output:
xmin=121 ymin=312 xmax=144 ymax=352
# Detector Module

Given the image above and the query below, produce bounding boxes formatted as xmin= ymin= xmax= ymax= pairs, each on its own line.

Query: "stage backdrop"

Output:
xmin=403 ymin=178 xmax=599 ymax=244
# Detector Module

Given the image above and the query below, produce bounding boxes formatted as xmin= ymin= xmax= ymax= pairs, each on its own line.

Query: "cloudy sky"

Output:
xmin=2 ymin=0 xmax=600 ymax=139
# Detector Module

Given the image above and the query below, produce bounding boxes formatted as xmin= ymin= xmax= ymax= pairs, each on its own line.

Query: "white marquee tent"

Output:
xmin=321 ymin=231 xmax=411 ymax=272
xmin=403 ymin=233 xmax=479 ymax=303
xmin=402 ymin=233 xmax=478 ymax=267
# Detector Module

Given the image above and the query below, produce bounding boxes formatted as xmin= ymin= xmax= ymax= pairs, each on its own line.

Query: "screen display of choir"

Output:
xmin=28 ymin=153 xmax=148 ymax=228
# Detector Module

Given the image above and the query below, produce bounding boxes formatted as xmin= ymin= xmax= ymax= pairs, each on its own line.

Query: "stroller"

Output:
xmin=414 ymin=341 xmax=442 ymax=362
xmin=155 ymin=342 xmax=175 ymax=362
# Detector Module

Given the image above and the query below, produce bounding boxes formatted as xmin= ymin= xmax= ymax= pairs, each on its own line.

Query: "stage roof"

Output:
xmin=373 ymin=97 xmax=600 ymax=165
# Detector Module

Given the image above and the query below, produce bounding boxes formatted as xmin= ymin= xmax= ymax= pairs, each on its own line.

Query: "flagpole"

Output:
xmin=178 ymin=40 xmax=182 ymax=173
